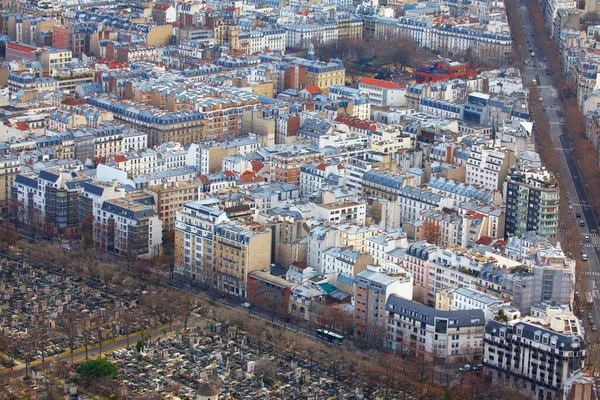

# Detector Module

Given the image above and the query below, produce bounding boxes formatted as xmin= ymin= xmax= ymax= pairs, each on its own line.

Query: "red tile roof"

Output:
xmin=475 ymin=235 xmax=492 ymax=245
xmin=198 ymin=175 xmax=210 ymax=185
xmin=251 ymin=160 xmax=264 ymax=172
xmin=113 ymin=155 xmax=127 ymax=163
xmin=305 ymin=85 xmax=321 ymax=94
xmin=360 ymin=77 xmax=402 ymax=89
xmin=15 ymin=122 xmax=28 ymax=131
xmin=61 ymin=98 xmax=86 ymax=106
xmin=240 ymin=171 xmax=259 ymax=183
xmin=334 ymin=115 xmax=376 ymax=131
xmin=7 ymin=43 xmax=37 ymax=53
xmin=153 ymin=3 xmax=172 ymax=10
xmin=223 ymin=170 xmax=235 ymax=177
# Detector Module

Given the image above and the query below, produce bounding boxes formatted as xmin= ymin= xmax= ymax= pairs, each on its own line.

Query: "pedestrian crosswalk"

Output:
xmin=571 ymin=203 xmax=589 ymax=208
xmin=582 ymin=232 xmax=600 ymax=237
xmin=582 ymin=271 xmax=600 ymax=276
xmin=582 ymin=244 xmax=600 ymax=248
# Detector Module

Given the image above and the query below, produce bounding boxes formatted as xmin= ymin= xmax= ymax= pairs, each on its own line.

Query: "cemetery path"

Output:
xmin=0 ymin=314 xmax=208 ymax=382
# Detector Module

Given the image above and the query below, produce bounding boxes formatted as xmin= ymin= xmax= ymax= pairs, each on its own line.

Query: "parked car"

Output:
xmin=592 ymin=325 xmax=598 ymax=332
xmin=459 ymin=364 xmax=472 ymax=372
xmin=472 ymin=364 xmax=484 ymax=371
xmin=241 ymin=302 xmax=251 ymax=308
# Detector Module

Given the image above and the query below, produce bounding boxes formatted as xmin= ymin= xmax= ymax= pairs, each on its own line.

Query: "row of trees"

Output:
xmin=504 ymin=0 xmax=583 ymax=258
xmin=523 ymin=0 xmax=600 ymax=223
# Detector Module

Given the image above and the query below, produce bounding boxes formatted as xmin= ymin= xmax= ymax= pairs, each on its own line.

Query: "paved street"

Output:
xmin=517 ymin=1 xmax=600 ymax=337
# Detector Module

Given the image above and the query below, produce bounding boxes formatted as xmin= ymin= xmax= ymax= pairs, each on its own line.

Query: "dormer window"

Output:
xmin=516 ymin=325 xmax=523 ymax=336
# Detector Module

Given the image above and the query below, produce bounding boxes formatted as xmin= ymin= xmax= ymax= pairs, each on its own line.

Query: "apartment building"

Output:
xmin=113 ymin=149 xmax=158 ymax=176
xmin=501 ymin=245 xmax=575 ymax=314
xmin=78 ymin=180 xmax=125 ymax=224
xmin=299 ymin=161 xmax=345 ymax=199
xmin=270 ymin=150 xmax=324 ymax=184
xmin=354 ymin=265 xmax=413 ymax=339
xmin=315 ymin=201 xmax=366 ymax=226
xmin=174 ymin=200 xmax=229 ymax=282
xmin=152 ymin=3 xmax=176 ymax=25
xmin=282 ymin=22 xmax=338 ymax=49
xmin=361 ymin=170 xmax=409 ymax=201
xmin=359 ymin=77 xmax=406 ymax=107
xmin=466 ymin=143 xmax=516 ymax=191
xmin=260 ymin=54 xmax=346 ymax=94
xmin=116 ymin=45 xmax=157 ymax=64
xmin=146 ymin=181 xmax=199 ymax=231
xmin=39 ymin=48 xmax=72 ymax=73
xmin=427 ymin=176 xmax=498 ymax=208
xmin=438 ymin=286 xmax=503 ymax=320
xmin=419 ymin=98 xmax=464 ymax=119
xmin=425 ymin=245 xmax=491 ymax=305
xmin=12 ymin=165 xmax=90 ymax=234
xmin=0 ymin=155 xmax=19 ymax=202
xmin=484 ymin=311 xmax=586 ymax=399
xmin=48 ymin=110 xmax=87 ymax=132
xmin=505 ymin=166 xmax=560 ymax=239
xmin=404 ymin=241 xmax=437 ymax=300
xmin=371 ymin=18 xmax=512 ymax=64
xmin=386 ymin=295 xmax=485 ymax=360
xmin=87 ymin=92 xmax=258 ymax=147
xmin=211 ymin=220 xmax=272 ymax=298
xmin=320 ymin=247 xmax=372 ymax=277
xmin=397 ymin=186 xmax=442 ymax=223
xmin=328 ymin=85 xmax=372 ymax=120
xmin=95 ymin=196 xmax=163 ymax=258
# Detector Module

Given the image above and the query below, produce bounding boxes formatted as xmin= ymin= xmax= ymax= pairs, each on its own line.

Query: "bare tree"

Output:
xmin=422 ymin=221 xmax=441 ymax=245
xmin=56 ymin=312 xmax=81 ymax=363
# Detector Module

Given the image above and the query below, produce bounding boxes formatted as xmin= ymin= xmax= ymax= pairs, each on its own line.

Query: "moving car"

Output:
xmin=580 ymin=220 xmax=586 ymax=227
xmin=585 ymin=235 xmax=590 ymax=242
xmin=582 ymin=253 xmax=588 ymax=261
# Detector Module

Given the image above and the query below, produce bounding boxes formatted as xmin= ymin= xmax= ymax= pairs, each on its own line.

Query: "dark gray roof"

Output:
xmin=14 ymin=174 xmax=38 ymax=189
xmin=84 ymin=182 xmax=105 ymax=196
xmin=386 ymin=295 xmax=485 ymax=327
xmin=65 ymin=179 xmax=91 ymax=190
xmin=39 ymin=170 xmax=59 ymax=183
xmin=486 ymin=320 xmax=585 ymax=352
xmin=101 ymin=201 xmax=156 ymax=219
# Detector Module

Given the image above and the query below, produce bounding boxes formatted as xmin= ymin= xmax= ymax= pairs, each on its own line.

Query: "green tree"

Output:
xmin=76 ymin=359 xmax=118 ymax=379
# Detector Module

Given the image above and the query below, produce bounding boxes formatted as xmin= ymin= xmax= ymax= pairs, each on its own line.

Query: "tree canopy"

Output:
xmin=76 ymin=359 xmax=118 ymax=379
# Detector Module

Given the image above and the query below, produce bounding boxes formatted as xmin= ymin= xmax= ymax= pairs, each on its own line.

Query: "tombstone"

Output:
xmin=291 ymin=360 xmax=298 ymax=370
xmin=247 ymin=361 xmax=255 ymax=374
